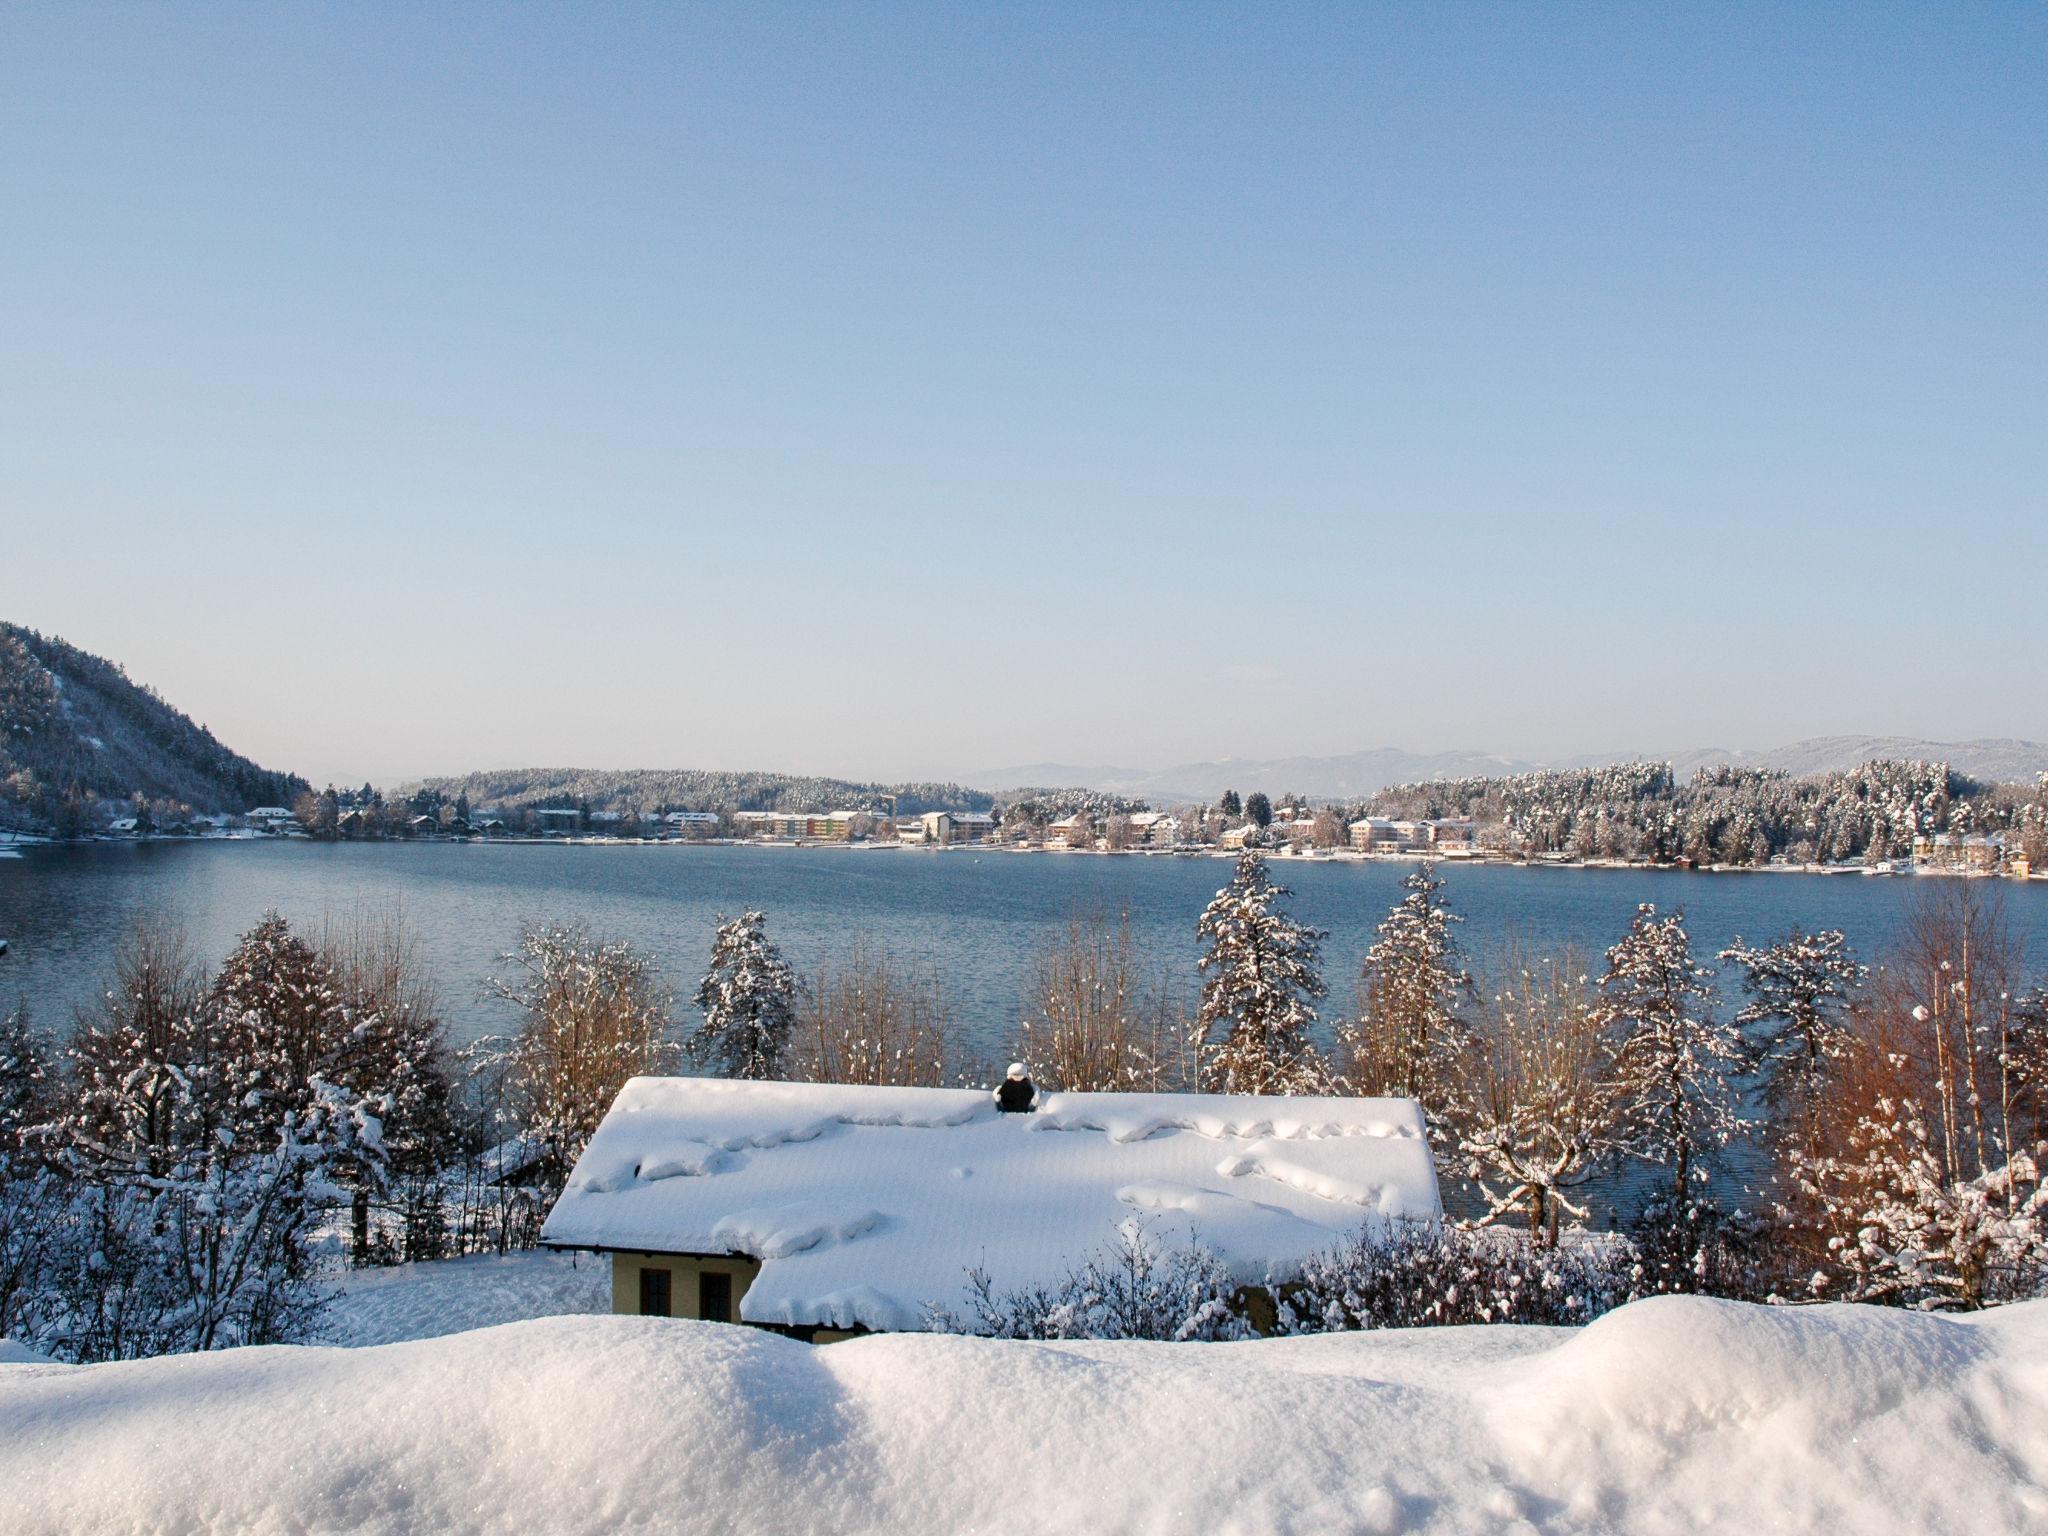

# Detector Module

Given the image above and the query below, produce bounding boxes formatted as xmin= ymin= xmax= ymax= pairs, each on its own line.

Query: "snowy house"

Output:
xmin=540 ymin=1078 xmax=1441 ymax=1342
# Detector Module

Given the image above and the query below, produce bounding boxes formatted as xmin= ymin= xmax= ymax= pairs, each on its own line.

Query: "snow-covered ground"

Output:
xmin=4 ymin=1293 xmax=2045 ymax=1535
xmin=318 ymin=1250 xmax=610 ymax=1347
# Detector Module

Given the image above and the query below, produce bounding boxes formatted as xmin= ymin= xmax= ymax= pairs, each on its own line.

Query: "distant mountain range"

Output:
xmin=976 ymin=737 xmax=2048 ymax=804
xmin=0 ymin=622 xmax=306 ymax=820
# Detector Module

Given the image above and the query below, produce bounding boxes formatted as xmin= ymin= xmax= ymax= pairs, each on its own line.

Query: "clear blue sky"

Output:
xmin=3 ymin=4 xmax=2043 ymax=785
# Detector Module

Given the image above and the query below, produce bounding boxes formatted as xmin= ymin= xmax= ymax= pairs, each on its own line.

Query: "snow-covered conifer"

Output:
xmin=692 ymin=910 xmax=801 ymax=1080
xmin=1718 ymin=928 xmax=1862 ymax=1158
xmin=1338 ymin=865 xmax=1471 ymax=1134
xmin=1193 ymin=852 xmax=1328 ymax=1094
xmin=209 ymin=914 xmax=352 ymax=1145
xmin=1600 ymin=904 xmax=1739 ymax=1211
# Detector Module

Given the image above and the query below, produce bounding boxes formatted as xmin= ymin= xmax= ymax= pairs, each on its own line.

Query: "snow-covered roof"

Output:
xmin=541 ymin=1078 xmax=1440 ymax=1333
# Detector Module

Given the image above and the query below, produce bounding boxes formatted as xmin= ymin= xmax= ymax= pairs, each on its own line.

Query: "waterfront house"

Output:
xmin=1427 ymin=818 xmax=1477 ymax=853
xmin=1046 ymin=814 xmax=1091 ymax=849
xmin=1912 ymin=832 xmax=2006 ymax=873
xmin=540 ymin=1078 xmax=1440 ymax=1341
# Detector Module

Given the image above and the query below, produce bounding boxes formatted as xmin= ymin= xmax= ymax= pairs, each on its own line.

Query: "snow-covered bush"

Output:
xmin=1275 ymin=1223 xmax=1642 ymax=1331
xmin=933 ymin=1219 xmax=1253 ymax=1341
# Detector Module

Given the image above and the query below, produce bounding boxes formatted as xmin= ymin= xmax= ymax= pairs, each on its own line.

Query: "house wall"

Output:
xmin=606 ymin=1251 xmax=868 ymax=1343
xmin=610 ymin=1251 xmax=762 ymax=1320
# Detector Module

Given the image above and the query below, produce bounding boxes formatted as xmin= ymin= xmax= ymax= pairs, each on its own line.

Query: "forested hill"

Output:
xmin=0 ymin=624 xmax=306 ymax=827
xmin=1363 ymin=759 xmax=2048 ymax=866
xmin=406 ymin=766 xmax=1000 ymax=817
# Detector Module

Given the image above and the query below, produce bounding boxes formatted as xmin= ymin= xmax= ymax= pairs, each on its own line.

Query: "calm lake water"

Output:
xmin=6 ymin=840 xmax=2047 ymax=1059
xmin=10 ymin=839 xmax=2047 ymax=1219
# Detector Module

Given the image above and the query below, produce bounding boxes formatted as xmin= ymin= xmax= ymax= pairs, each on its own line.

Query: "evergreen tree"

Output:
xmin=1193 ymin=852 xmax=1328 ymax=1094
xmin=1245 ymin=791 xmax=1273 ymax=829
xmin=1718 ymin=928 xmax=1862 ymax=1159
xmin=0 ymin=1003 xmax=60 ymax=1350
xmin=67 ymin=923 xmax=216 ymax=1174
xmin=1218 ymin=789 xmax=1241 ymax=819
xmin=1600 ymin=905 xmax=1739 ymax=1214
xmin=691 ymin=910 xmax=801 ymax=1080
xmin=1338 ymin=865 xmax=1472 ymax=1136
xmin=0 ymin=1004 xmax=53 ymax=1154
xmin=321 ymin=915 xmax=458 ymax=1261
xmin=209 ymin=915 xmax=352 ymax=1146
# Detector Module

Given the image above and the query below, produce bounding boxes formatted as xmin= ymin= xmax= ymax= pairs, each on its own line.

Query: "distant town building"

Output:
xmin=1427 ymin=818 xmax=1477 ymax=853
xmin=1045 ymin=814 xmax=1091 ymax=849
xmin=1126 ymin=810 xmax=1180 ymax=847
xmin=920 ymin=811 xmax=995 ymax=846
xmin=732 ymin=810 xmax=867 ymax=841
xmin=1912 ymin=832 xmax=2006 ymax=873
xmin=664 ymin=811 xmax=720 ymax=830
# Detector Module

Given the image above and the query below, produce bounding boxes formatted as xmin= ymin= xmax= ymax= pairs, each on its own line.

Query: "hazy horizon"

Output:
xmin=6 ymin=6 xmax=2043 ymax=785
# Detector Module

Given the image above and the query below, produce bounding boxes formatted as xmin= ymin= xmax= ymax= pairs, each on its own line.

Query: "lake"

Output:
xmin=6 ymin=840 xmax=2046 ymax=1058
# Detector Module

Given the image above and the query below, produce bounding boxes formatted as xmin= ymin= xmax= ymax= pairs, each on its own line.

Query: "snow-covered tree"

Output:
xmin=1338 ymin=865 xmax=1471 ymax=1134
xmin=691 ymin=910 xmax=800 ymax=1080
xmin=66 ymin=921 xmax=216 ymax=1174
xmin=1600 ymin=905 xmax=1739 ymax=1213
xmin=1457 ymin=952 xmax=1627 ymax=1246
xmin=792 ymin=946 xmax=960 ymax=1087
xmin=1812 ymin=1096 xmax=2043 ymax=1309
xmin=1718 ymin=928 xmax=1862 ymax=1159
xmin=0 ymin=1005 xmax=61 ymax=1347
xmin=1193 ymin=852 xmax=1329 ymax=1094
xmin=1794 ymin=885 xmax=2047 ymax=1307
xmin=209 ymin=914 xmax=353 ymax=1145
xmin=319 ymin=912 xmax=458 ymax=1261
xmin=1022 ymin=909 xmax=1186 ymax=1091
xmin=486 ymin=923 xmax=678 ymax=1195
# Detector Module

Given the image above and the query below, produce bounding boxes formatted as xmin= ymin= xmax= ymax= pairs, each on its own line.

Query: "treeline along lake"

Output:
xmin=7 ymin=839 xmax=2048 ymax=1057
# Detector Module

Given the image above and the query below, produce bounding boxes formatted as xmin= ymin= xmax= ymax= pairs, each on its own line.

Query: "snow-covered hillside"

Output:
xmin=4 ymin=1295 xmax=2044 ymax=1535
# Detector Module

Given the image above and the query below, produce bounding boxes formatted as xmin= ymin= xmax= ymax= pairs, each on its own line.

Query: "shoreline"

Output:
xmin=5 ymin=830 xmax=2039 ymax=883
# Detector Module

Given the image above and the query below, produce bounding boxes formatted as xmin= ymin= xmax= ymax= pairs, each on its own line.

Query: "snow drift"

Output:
xmin=4 ymin=1295 xmax=2046 ymax=1535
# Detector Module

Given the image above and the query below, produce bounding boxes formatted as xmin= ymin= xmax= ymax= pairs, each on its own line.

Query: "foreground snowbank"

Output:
xmin=4 ymin=1296 xmax=2045 ymax=1535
